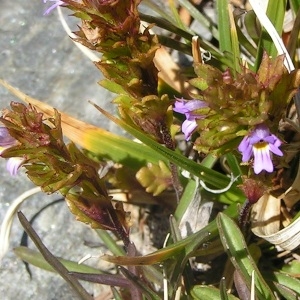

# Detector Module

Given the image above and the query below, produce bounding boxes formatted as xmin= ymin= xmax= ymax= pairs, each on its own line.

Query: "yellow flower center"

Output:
xmin=253 ymin=141 xmax=268 ymax=150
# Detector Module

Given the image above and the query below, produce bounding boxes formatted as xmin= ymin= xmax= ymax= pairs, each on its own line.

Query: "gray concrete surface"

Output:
xmin=0 ymin=1 xmax=119 ymax=299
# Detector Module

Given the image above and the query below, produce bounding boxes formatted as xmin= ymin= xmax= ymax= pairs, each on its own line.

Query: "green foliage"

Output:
xmin=1 ymin=0 xmax=300 ymax=299
xmin=136 ymin=160 xmax=172 ymax=196
xmin=190 ymin=53 xmax=300 ymax=154
xmin=217 ymin=213 xmax=275 ymax=300
xmin=1 ymin=102 xmax=130 ymax=245
xmin=191 ymin=285 xmax=239 ymax=300
xmin=14 ymin=246 xmax=103 ymax=275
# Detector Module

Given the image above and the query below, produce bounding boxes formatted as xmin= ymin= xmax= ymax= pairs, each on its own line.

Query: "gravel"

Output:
xmin=0 ymin=1 xmax=119 ymax=299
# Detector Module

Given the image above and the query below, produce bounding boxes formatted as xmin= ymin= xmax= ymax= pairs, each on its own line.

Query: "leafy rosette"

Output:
xmin=189 ymin=53 xmax=300 ymax=154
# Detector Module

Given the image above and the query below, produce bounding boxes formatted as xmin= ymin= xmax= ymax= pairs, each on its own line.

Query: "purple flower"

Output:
xmin=5 ymin=158 xmax=23 ymax=176
xmin=0 ymin=127 xmax=15 ymax=147
xmin=0 ymin=127 xmax=23 ymax=176
xmin=173 ymin=98 xmax=207 ymax=140
xmin=43 ymin=0 xmax=65 ymax=15
xmin=238 ymin=124 xmax=283 ymax=174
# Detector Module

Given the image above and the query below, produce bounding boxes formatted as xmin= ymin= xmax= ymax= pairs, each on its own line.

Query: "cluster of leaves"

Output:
xmin=190 ymin=53 xmax=300 ymax=154
xmin=62 ymin=0 xmax=172 ymax=145
xmin=1 ymin=0 xmax=300 ymax=299
xmin=0 ymin=102 xmax=130 ymax=246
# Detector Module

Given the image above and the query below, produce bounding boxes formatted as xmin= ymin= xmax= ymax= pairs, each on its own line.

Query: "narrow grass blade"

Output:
xmin=191 ymin=285 xmax=239 ymax=300
xmin=290 ymin=0 xmax=300 ymax=12
xmin=224 ymin=153 xmax=243 ymax=185
xmin=227 ymin=3 xmax=241 ymax=73
xmin=96 ymin=229 xmax=125 ymax=256
xmin=17 ymin=212 xmax=93 ymax=300
xmin=14 ymin=246 xmax=103 ymax=274
xmin=142 ymin=0 xmax=176 ymax=24
xmin=220 ymin=277 xmax=230 ymax=300
xmin=168 ymin=0 xmax=189 ymax=31
xmin=217 ymin=0 xmax=232 ymax=53
xmin=178 ymin=0 xmax=219 ymax=40
xmin=70 ymin=271 xmax=130 ymax=288
xmin=269 ymin=272 xmax=300 ymax=295
xmin=250 ymin=0 xmax=293 ymax=72
xmin=287 ymin=7 xmax=300 ymax=60
xmin=174 ymin=179 xmax=197 ymax=222
xmin=217 ymin=213 xmax=276 ymax=300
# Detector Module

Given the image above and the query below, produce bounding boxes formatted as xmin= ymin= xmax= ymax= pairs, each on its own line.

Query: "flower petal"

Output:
xmin=253 ymin=124 xmax=270 ymax=139
xmin=238 ymin=136 xmax=249 ymax=152
xmin=269 ymin=143 xmax=283 ymax=156
xmin=43 ymin=0 xmax=65 ymax=15
xmin=238 ymin=137 xmax=253 ymax=162
xmin=253 ymin=145 xmax=273 ymax=174
xmin=0 ymin=127 xmax=16 ymax=147
xmin=182 ymin=119 xmax=197 ymax=140
xmin=239 ymin=124 xmax=283 ymax=174
xmin=242 ymin=145 xmax=253 ymax=162
xmin=174 ymin=98 xmax=207 ymax=141
xmin=173 ymin=98 xmax=207 ymax=115
xmin=6 ymin=158 xmax=23 ymax=176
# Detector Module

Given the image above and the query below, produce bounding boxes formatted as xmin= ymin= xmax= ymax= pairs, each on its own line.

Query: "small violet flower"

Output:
xmin=0 ymin=127 xmax=23 ymax=176
xmin=173 ymin=98 xmax=207 ymax=140
xmin=238 ymin=124 xmax=283 ymax=174
xmin=5 ymin=158 xmax=23 ymax=176
xmin=43 ymin=0 xmax=65 ymax=15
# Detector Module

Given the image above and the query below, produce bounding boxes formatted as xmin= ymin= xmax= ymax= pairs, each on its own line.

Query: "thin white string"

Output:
xmin=249 ymin=0 xmax=295 ymax=72
xmin=0 ymin=187 xmax=41 ymax=264
xmin=199 ymin=174 xmax=239 ymax=194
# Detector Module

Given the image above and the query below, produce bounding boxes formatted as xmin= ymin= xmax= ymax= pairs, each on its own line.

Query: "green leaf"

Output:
xmin=264 ymin=0 xmax=287 ymax=58
xmin=83 ymin=127 xmax=168 ymax=169
xmin=290 ymin=0 xmax=300 ymax=12
xmin=273 ymin=282 xmax=299 ymax=300
xmin=253 ymin=0 xmax=288 ymax=70
xmin=101 ymin=203 xmax=239 ymax=267
xmin=235 ymin=15 xmax=258 ymax=60
xmin=136 ymin=160 xmax=172 ymax=196
xmin=217 ymin=213 xmax=276 ymax=300
xmin=271 ymin=272 xmax=300 ymax=295
xmin=98 ymin=79 xmax=128 ymax=95
xmin=95 ymin=229 xmax=125 ymax=256
xmin=220 ymin=277 xmax=230 ymax=300
xmin=281 ymin=260 xmax=300 ymax=275
xmin=244 ymin=10 xmax=261 ymax=42
xmin=111 ymin=287 xmax=123 ymax=300
xmin=174 ymin=179 xmax=197 ymax=222
xmin=178 ymin=0 xmax=219 ymax=40
xmin=227 ymin=4 xmax=241 ymax=73
xmin=14 ymin=246 xmax=103 ymax=274
xmin=217 ymin=0 xmax=232 ymax=54
xmin=223 ymin=153 xmax=243 ymax=185
xmin=91 ymin=102 xmax=244 ymax=198
xmin=168 ymin=0 xmax=190 ymax=32
xmin=191 ymin=285 xmax=239 ymax=300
